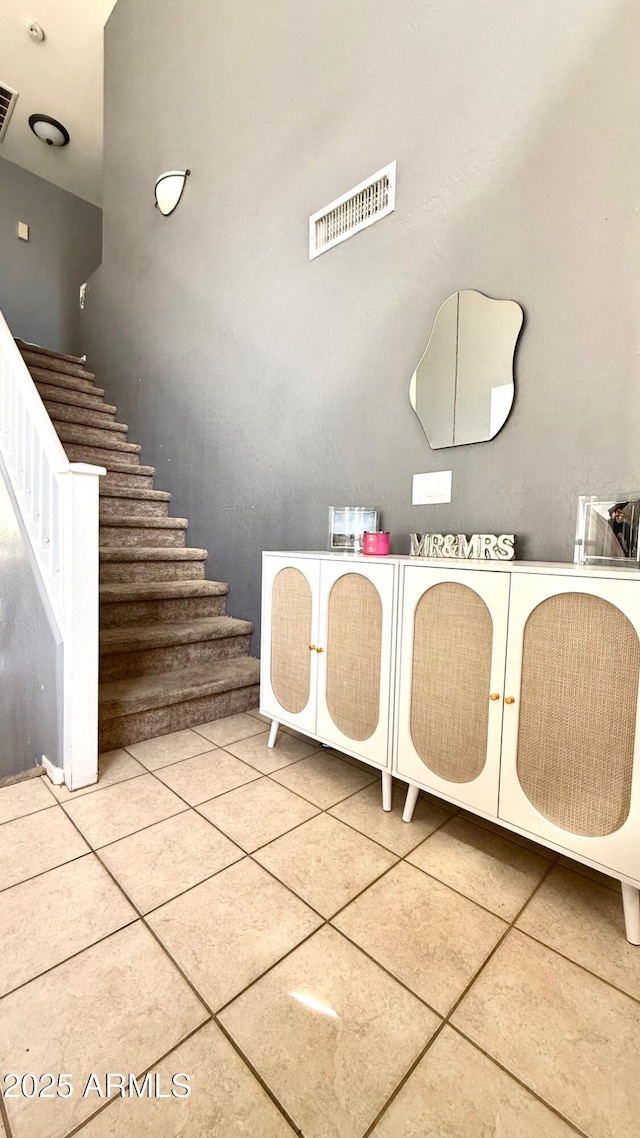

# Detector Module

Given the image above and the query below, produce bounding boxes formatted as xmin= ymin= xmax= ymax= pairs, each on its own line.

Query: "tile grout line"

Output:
xmin=115 ymin=750 xmax=416 ymax=925
xmin=188 ymin=724 xmax=271 ymax=747
xmin=123 ymin=739 xmax=222 ymax=767
xmin=46 ymin=766 xmax=148 ymax=805
xmin=210 ymin=1019 xmax=304 ymax=1138
xmin=7 ymin=795 xmax=634 ymax=1138
xmin=0 ymin=914 xmax=140 ymax=1004
xmin=56 ymin=749 xmax=389 ymax=1138
xmin=453 ymin=808 xmax=557 ymax=860
xmin=261 ymin=772 xmax=379 ymax=813
xmin=131 ymin=782 xmax=388 ymax=918
xmin=361 ymin=853 xmax=565 ymax=1137
xmin=448 ymin=1024 xmax=591 ymax=1138
xmin=57 ymin=799 xmax=191 ymax=853
xmin=437 ymin=853 xmax=559 ymax=1019
xmin=394 ymin=860 xmax=527 ymax=925
xmin=53 ymin=803 xmax=304 ymax=1138
xmin=0 ymin=844 xmax=93 ymax=898
xmin=361 ymin=1019 xmax=449 ymax=1138
xmin=48 ymin=749 xmax=624 ymax=900
xmin=135 ymin=766 xmax=334 ymax=922
xmin=47 ymin=759 xmax=454 ymax=903
xmin=252 ymin=799 xmax=399 ymax=859
xmin=3 ymin=761 xmax=630 ymax=1026
xmin=46 ymin=803 xmax=222 ymax=1015
xmin=326 ymin=811 xmax=455 ymax=923
xmin=214 ymin=921 xmax=332 ymax=1018
xmin=97 ymin=745 xmax=640 ymax=1025
xmin=4 ymin=731 xmax=636 ymax=1138
xmin=194 ymin=769 xmax=321 ymax=811
xmin=508 ymin=924 xmax=640 ymax=1009
xmin=52 ymin=762 xmax=330 ymax=926
xmin=325 ymin=814 xmax=567 ymax=1027
xmin=0 ymin=1075 xmax=13 ymax=1138
xmin=16 ymin=750 xmax=629 ymax=1020
xmin=64 ymin=1018 xmax=217 ymax=1138
xmin=0 ymin=801 xmax=58 ymax=830
xmin=8 ymin=761 xmax=457 ymax=1136
xmin=138 ymin=850 xmax=246 ymax=918
xmin=193 ymin=800 xmax=322 ymax=848
xmin=212 ymin=836 xmax=452 ymax=1023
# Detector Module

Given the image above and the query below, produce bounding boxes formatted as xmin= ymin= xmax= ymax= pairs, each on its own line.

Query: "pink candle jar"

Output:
xmin=362 ymin=531 xmax=390 ymax=556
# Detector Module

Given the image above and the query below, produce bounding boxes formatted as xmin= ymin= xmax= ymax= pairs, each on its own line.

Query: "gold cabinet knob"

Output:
xmin=505 ymin=696 xmax=516 ymax=705
xmin=308 ymin=645 xmax=316 ymax=652
xmin=489 ymin=692 xmax=500 ymax=701
xmin=316 ymin=646 xmax=324 ymax=653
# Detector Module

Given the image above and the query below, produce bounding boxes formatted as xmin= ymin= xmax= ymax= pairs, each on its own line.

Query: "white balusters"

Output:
xmin=0 ymin=308 xmax=105 ymax=789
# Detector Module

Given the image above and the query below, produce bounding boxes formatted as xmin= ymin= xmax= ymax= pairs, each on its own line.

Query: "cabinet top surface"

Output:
xmin=262 ymin=551 xmax=640 ymax=581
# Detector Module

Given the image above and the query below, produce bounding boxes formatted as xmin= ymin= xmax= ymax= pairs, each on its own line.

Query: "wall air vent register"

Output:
xmin=0 ymin=83 xmax=18 ymax=143
xmin=309 ymin=161 xmax=396 ymax=259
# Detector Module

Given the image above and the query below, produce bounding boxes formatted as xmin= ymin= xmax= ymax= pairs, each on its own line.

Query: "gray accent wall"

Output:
xmin=0 ymin=462 xmax=62 ymax=782
xmin=0 ymin=156 xmax=102 ymax=356
xmin=86 ymin=0 xmax=640 ymax=645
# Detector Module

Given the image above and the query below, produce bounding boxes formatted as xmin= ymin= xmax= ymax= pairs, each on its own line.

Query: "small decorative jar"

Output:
xmin=362 ymin=531 xmax=390 ymax=556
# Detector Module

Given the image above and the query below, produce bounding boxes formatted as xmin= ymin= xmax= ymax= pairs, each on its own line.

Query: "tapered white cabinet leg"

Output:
xmin=267 ymin=720 xmax=280 ymax=749
xmin=622 ymin=883 xmax=640 ymax=945
xmin=402 ymin=783 xmax=420 ymax=823
xmin=382 ymin=771 xmax=392 ymax=812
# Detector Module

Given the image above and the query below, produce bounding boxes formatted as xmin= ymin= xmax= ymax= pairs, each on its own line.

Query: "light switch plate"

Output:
xmin=412 ymin=470 xmax=452 ymax=505
xmin=17 ymin=221 xmax=29 ymax=241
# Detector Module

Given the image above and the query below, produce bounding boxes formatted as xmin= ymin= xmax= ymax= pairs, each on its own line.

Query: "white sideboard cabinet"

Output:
xmin=261 ymin=552 xmax=640 ymax=943
xmin=261 ymin=553 xmax=397 ymax=807
xmin=395 ymin=564 xmax=510 ymax=816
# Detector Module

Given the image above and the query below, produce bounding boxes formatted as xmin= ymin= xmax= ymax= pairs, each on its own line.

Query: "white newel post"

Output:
xmin=61 ymin=463 xmax=105 ymax=790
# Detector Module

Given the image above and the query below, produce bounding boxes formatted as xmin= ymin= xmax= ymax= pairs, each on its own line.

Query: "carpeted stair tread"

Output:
xmin=101 ymin=515 xmax=187 ymax=530
xmin=99 ymin=485 xmax=171 ymax=502
xmin=101 ymin=616 xmax=253 ymax=655
xmin=16 ymin=338 xmax=88 ymax=366
xmin=49 ymin=406 xmax=124 ymax=430
xmin=99 ymin=657 xmax=261 ymax=719
xmin=100 ymin=580 xmax=229 ymax=604
xmin=40 ymin=386 xmax=115 ymax=414
xmin=102 ymin=462 xmax=156 ymax=478
xmin=100 ymin=546 xmax=207 ymax=562
xmin=65 ymin=445 xmax=141 ymax=468
xmin=30 ymin=367 xmax=104 ymax=396
xmin=22 ymin=355 xmax=96 ymax=382
xmin=56 ymin=425 xmax=137 ymax=450
xmin=19 ymin=348 xmax=96 ymax=381
xmin=100 ymin=495 xmax=170 ymax=521
xmin=20 ymin=333 xmax=257 ymax=748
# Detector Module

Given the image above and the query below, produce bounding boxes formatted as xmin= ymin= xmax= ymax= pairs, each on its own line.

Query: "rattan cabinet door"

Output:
xmin=315 ymin=560 xmax=396 ymax=768
xmin=499 ymin=573 xmax=640 ymax=878
xmin=260 ymin=555 xmax=320 ymax=733
xmin=395 ymin=565 xmax=510 ymax=814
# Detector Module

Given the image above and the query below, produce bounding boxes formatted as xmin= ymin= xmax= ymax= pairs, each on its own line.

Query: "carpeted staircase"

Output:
xmin=17 ymin=340 xmax=260 ymax=751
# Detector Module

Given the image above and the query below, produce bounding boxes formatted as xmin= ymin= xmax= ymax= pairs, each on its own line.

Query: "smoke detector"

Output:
xmin=27 ymin=21 xmax=45 ymax=42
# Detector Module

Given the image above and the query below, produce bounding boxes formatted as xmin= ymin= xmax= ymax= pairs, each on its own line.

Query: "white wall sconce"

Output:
xmin=28 ymin=114 xmax=70 ymax=147
xmin=154 ymin=170 xmax=190 ymax=216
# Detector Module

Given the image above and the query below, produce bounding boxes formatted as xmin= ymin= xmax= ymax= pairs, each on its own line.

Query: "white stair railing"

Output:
xmin=0 ymin=308 xmax=104 ymax=790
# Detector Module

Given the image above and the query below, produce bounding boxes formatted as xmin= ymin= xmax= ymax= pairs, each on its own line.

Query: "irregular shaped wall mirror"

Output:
xmin=409 ymin=290 xmax=523 ymax=449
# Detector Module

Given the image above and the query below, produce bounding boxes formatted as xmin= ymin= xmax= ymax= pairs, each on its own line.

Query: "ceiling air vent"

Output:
xmin=0 ymin=83 xmax=18 ymax=143
xmin=309 ymin=161 xmax=396 ymax=260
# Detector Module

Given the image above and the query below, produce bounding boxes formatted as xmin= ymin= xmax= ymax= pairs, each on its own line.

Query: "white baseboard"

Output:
xmin=41 ymin=754 xmax=65 ymax=786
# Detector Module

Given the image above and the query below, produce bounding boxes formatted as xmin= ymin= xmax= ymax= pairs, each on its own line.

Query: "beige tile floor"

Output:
xmin=0 ymin=710 xmax=639 ymax=1138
